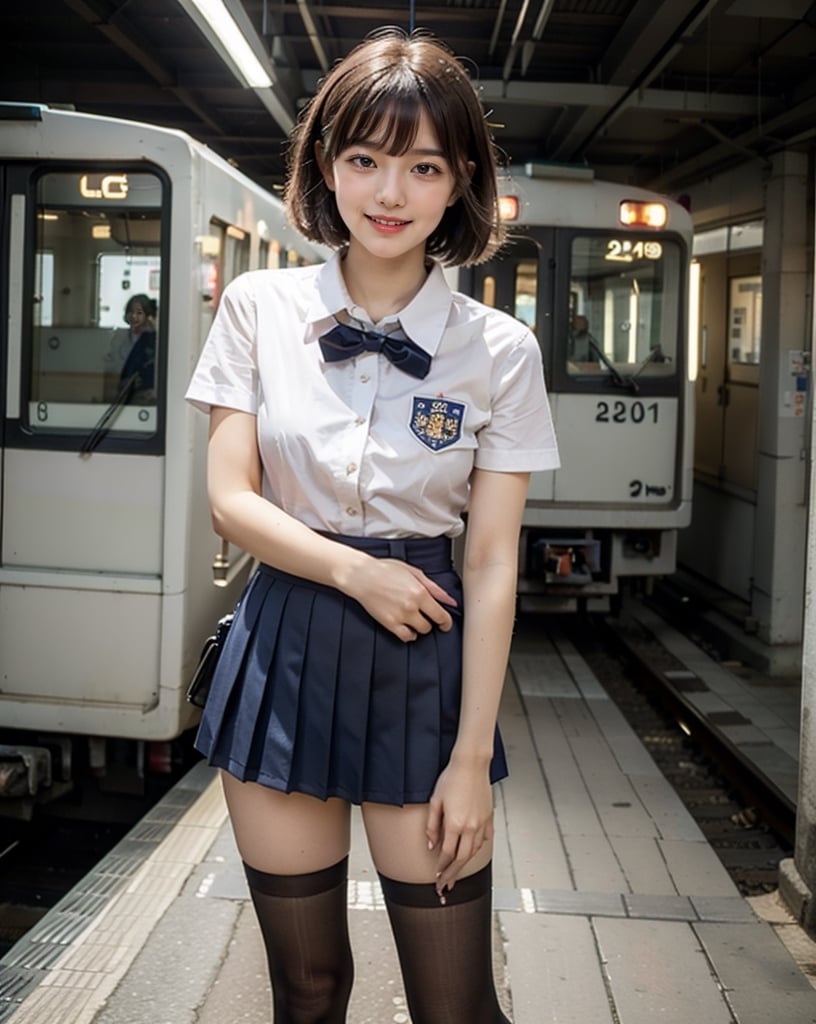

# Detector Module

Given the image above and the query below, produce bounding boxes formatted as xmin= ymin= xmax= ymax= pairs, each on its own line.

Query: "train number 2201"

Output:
xmin=595 ymin=400 xmax=659 ymax=424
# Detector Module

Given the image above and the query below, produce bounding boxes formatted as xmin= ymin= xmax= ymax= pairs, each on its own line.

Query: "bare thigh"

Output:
xmin=361 ymin=802 xmax=493 ymax=884
xmin=221 ymin=772 xmax=351 ymax=875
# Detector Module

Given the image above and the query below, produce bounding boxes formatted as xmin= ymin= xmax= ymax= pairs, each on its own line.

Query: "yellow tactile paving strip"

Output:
xmin=5 ymin=777 xmax=227 ymax=1024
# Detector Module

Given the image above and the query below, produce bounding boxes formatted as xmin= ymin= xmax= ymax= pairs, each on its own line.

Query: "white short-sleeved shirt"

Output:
xmin=186 ymin=251 xmax=559 ymax=538
xmin=105 ymin=328 xmax=135 ymax=373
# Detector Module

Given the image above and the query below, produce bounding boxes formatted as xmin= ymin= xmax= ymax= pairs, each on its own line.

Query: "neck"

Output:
xmin=340 ymin=244 xmax=429 ymax=322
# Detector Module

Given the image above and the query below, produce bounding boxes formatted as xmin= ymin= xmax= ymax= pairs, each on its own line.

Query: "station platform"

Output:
xmin=1 ymin=617 xmax=815 ymax=1024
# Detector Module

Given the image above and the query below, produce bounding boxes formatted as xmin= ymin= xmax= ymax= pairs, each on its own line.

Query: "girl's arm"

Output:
xmin=207 ymin=406 xmax=456 ymax=642
xmin=425 ymin=467 xmax=530 ymax=893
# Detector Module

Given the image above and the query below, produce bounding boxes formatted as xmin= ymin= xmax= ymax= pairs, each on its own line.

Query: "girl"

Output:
xmin=106 ymin=293 xmax=157 ymax=400
xmin=186 ymin=28 xmax=559 ymax=1024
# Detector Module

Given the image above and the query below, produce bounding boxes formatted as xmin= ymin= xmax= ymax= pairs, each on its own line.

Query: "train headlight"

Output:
xmin=498 ymin=195 xmax=519 ymax=221
xmin=619 ymin=201 xmax=667 ymax=229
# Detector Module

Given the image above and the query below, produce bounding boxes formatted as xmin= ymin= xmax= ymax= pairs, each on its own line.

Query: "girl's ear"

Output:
xmin=448 ymin=160 xmax=476 ymax=207
xmin=314 ymin=141 xmax=335 ymax=192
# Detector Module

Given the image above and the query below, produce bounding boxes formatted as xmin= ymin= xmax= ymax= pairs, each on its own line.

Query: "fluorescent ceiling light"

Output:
xmin=182 ymin=0 xmax=273 ymax=88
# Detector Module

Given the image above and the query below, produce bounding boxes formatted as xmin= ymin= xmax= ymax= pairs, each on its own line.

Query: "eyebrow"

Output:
xmin=351 ymin=139 xmax=447 ymax=159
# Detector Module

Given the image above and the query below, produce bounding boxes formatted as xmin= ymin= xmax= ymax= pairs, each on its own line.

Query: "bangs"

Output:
xmin=323 ymin=65 xmax=433 ymax=158
xmin=345 ymin=98 xmax=423 ymax=156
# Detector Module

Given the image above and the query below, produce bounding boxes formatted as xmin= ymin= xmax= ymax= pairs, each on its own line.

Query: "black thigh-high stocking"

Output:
xmin=242 ymin=856 xmax=353 ymax=1024
xmin=379 ymin=862 xmax=511 ymax=1024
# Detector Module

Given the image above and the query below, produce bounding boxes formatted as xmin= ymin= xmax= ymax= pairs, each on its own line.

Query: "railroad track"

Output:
xmin=0 ymin=791 xmax=166 ymax=958
xmin=574 ymin=606 xmax=795 ymax=895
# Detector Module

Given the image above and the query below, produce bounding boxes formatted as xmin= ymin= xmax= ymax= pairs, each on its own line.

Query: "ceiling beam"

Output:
xmin=296 ymin=0 xmax=330 ymax=72
xmin=488 ymin=0 xmax=510 ymax=59
xmin=549 ymin=0 xmax=731 ymax=161
xmin=651 ymin=91 xmax=816 ymax=190
xmin=502 ymin=0 xmax=532 ymax=81
xmin=480 ymin=80 xmax=770 ymax=118
xmin=521 ymin=0 xmax=557 ymax=76
xmin=62 ymin=0 xmax=241 ymax=136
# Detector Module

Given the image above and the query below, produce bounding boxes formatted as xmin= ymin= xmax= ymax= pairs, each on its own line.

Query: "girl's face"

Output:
xmin=127 ymin=303 xmax=148 ymax=332
xmin=318 ymin=109 xmax=462 ymax=266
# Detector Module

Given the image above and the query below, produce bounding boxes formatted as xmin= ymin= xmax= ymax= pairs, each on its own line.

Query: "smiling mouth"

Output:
xmin=367 ymin=215 xmax=410 ymax=226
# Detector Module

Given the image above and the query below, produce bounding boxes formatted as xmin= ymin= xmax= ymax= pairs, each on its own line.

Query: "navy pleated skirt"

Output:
xmin=194 ymin=534 xmax=508 ymax=805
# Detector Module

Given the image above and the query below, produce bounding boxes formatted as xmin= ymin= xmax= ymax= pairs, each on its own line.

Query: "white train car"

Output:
xmin=0 ymin=104 xmax=326 ymax=808
xmin=460 ymin=164 xmax=695 ymax=610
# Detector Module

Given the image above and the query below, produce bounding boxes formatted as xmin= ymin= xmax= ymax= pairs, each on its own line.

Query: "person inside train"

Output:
xmin=186 ymin=28 xmax=559 ymax=1024
xmin=119 ymin=293 xmax=157 ymax=400
xmin=105 ymin=293 xmax=157 ymax=400
xmin=568 ymin=312 xmax=593 ymax=361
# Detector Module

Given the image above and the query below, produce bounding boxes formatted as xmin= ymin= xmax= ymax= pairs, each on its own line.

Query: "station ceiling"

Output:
xmin=5 ymin=0 xmax=816 ymax=197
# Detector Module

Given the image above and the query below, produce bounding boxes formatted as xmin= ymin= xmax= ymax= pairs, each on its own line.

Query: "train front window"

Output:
xmin=566 ymin=234 xmax=681 ymax=380
xmin=28 ymin=169 xmax=164 ymax=441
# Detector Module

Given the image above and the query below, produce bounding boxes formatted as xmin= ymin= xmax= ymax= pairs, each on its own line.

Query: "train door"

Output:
xmin=0 ymin=162 xmax=9 ymax=539
xmin=465 ymin=231 xmax=556 ymax=513
xmin=0 ymin=162 xmax=169 ymax=710
xmin=694 ymin=236 xmax=762 ymax=491
xmin=685 ymin=226 xmax=762 ymax=601
xmin=467 ymin=233 xmax=553 ymax=353
xmin=197 ymin=218 xmax=251 ymax=347
xmin=195 ymin=217 xmax=252 ymax=580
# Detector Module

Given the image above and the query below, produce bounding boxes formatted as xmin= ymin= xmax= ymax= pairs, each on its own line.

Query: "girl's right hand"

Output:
xmin=341 ymin=556 xmax=457 ymax=642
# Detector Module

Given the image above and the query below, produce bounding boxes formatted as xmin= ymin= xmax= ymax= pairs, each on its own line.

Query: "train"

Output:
xmin=0 ymin=103 xmax=327 ymax=813
xmin=0 ymin=105 xmax=693 ymax=813
xmin=464 ymin=163 xmax=695 ymax=613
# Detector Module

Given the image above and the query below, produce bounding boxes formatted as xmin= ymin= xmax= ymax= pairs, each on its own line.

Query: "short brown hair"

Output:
xmin=285 ymin=28 xmax=505 ymax=266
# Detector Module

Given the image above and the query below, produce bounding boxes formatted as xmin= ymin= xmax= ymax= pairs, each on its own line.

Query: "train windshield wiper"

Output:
xmin=79 ymin=373 xmax=138 ymax=457
xmin=632 ymin=344 xmax=671 ymax=380
xmin=588 ymin=338 xmax=638 ymax=393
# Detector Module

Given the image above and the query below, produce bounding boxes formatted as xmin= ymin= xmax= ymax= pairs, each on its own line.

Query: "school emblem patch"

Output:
xmin=409 ymin=396 xmax=466 ymax=452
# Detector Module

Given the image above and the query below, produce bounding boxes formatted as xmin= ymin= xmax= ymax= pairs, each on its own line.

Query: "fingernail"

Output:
xmin=428 ymin=840 xmax=433 ymax=850
xmin=438 ymin=892 xmax=447 ymax=906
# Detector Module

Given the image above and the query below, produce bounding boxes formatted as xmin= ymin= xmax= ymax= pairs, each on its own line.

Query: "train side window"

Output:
xmin=28 ymin=169 xmax=164 ymax=440
xmin=514 ymin=261 xmax=537 ymax=331
xmin=224 ymin=223 xmax=250 ymax=284
xmin=480 ymin=275 xmax=496 ymax=308
xmin=287 ymin=247 xmax=311 ymax=268
xmin=202 ymin=219 xmax=251 ymax=311
xmin=727 ymin=275 xmax=762 ymax=366
xmin=259 ymin=238 xmax=289 ymax=270
xmin=565 ymin=234 xmax=681 ymax=379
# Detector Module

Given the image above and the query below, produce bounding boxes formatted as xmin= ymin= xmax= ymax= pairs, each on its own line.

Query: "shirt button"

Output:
xmin=346 ymin=506 xmax=358 ymax=516
xmin=355 ymin=416 xmax=365 ymax=426
xmin=346 ymin=462 xmax=357 ymax=475
xmin=360 ymin=373 xmax=370 ymax=383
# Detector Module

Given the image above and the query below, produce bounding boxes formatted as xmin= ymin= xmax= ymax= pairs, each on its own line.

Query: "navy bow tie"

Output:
xmin=318 ymin=322 xmax=432 ymax=380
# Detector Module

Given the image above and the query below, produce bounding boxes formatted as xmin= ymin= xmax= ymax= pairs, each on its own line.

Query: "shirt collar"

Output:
xmin=304 ymin=251 xmax=454 ymax=358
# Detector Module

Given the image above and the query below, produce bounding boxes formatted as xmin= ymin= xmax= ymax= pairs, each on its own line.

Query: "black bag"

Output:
xmin=186 ymin=614 xmax=234 ymax=708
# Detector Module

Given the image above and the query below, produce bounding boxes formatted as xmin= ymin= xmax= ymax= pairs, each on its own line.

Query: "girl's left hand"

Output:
xmin=425 ymin=757 xmax=495 ymax=901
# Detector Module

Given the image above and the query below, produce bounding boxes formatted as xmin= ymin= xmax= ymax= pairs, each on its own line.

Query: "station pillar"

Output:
xmin=751 ymin=150 xmax=809 ymax=660
xmin=780 ymin=412 xmax=816 ymax=931
xmin=778 ymin=149 xmax=816 ymax=933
